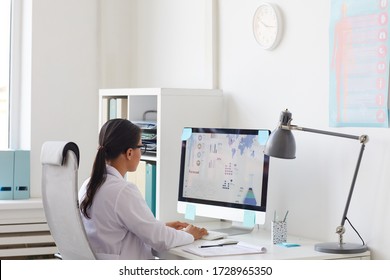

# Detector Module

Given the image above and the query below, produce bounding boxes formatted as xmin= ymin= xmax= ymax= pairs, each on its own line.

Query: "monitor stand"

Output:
xmin=213 ymin=221 xmax=254 ymax=236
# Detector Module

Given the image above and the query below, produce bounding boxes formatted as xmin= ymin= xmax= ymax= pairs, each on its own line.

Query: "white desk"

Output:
xmin=157 ymin=222 xmax=371 ymax=260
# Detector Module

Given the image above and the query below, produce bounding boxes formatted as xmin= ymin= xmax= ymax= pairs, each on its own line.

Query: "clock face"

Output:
xmin=253 ymin=3 xmax=282 ymax=50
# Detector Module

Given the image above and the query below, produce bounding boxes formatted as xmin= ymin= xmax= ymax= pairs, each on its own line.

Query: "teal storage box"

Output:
xmin=0 ymin=150 xmax=14 ymax=200
xmin=13 ymin=150 xmax=30 ymax=200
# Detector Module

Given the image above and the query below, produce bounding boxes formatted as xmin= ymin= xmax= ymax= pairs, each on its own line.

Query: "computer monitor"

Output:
xmin=177 ymin=127 xmax=270 ymax=235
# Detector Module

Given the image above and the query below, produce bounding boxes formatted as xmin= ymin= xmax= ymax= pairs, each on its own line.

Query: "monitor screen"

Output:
xmin=177 ymin=127 xmax=270 ymax=232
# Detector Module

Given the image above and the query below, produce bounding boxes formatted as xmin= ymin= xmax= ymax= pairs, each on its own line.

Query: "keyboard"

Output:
xmin=201 ymin=230 xmax=229 ymax=240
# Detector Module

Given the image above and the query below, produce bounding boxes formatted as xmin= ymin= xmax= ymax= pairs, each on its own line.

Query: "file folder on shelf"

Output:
xmin=0 ymin=150 xmax=14 ymax=200
xmin=109 ymin=98 xmax=117 ymax=120
xmin=13 ymin=150 xmax=30 ymax=200
xmin=145 ymin=163 xmax=156 ymax=216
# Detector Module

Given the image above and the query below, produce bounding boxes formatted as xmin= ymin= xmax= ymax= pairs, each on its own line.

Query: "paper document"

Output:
xmin=182 ymin=241 xmax=267 ymax=257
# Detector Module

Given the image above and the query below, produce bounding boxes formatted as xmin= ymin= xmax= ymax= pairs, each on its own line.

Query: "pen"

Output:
xmin=199 ymin=242 xmax=238 ymax=248
xmin=283 ymin=210 xmax=289 ymax=222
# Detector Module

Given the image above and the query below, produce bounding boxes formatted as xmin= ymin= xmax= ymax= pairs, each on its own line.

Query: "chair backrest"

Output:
xmin=41 ymin=141 xmax=96 ymax=260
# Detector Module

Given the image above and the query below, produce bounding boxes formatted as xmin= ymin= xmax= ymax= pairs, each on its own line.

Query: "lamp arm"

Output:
xmin=340 ymin=143 xmax=365 ymax=227
xmin=283 ymin=125 xmax=369 ymax=143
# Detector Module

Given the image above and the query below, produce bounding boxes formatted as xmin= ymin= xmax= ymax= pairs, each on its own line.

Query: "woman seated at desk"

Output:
xmin=79 ymin=118 xmax=207 ymax=259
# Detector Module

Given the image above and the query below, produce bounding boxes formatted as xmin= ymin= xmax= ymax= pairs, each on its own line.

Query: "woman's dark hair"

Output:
xmin=80 ymin=118 xmax=141 ymax=219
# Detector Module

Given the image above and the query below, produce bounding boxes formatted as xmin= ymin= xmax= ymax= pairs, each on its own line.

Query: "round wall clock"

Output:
xmin=253 ymin=3 xmax=283 ymax=50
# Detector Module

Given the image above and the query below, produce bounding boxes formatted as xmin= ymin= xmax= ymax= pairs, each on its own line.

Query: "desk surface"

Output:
xmin=157 ymin=222 xmax=371 ymax=260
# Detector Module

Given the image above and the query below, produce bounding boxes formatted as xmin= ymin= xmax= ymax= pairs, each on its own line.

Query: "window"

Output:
xmin=0 ymin=0 xmax=11 ymax=149
xmin=0 ymin=0 xmax=31 ymax=150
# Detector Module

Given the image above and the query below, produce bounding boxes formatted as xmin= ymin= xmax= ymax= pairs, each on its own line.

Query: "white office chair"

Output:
xmin=41 ymin=141 xmax=96 ymax=260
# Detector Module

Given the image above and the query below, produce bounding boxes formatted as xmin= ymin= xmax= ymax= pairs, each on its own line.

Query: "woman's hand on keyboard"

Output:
xmin=166 ymin=221 xmax=190 ymax=230
xmin=183 ymin=224 xmax=208 ymax=240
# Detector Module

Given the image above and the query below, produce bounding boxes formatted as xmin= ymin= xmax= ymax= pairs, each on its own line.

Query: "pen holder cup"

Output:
xmin=271 ymin=221 xmax=287 ymax=244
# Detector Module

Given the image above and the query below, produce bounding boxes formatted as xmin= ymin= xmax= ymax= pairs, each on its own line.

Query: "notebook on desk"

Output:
xmin=182 ymin=241 xmax=267 ymax=258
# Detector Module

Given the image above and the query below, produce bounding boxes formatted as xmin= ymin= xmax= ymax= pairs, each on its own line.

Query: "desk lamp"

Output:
xmin=264 ymin=109 xmax=368 ymax=254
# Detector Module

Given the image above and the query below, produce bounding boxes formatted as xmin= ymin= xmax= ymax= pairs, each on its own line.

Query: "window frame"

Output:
xmin=8 ymin=0 xmax=31 ymax=150
xmin=0 ymin=0 xmax=12 ymax=149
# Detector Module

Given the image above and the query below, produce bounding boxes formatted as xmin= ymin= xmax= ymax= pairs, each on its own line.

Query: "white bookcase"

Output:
xmin=99 ymin=88 xmax=223 ymax=221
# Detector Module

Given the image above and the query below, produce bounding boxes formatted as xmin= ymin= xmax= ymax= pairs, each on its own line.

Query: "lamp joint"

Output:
xmin=359 ymin=135 xmax=369 ymax=144
xmin=336 ymin=225 xmax=345 ymax=245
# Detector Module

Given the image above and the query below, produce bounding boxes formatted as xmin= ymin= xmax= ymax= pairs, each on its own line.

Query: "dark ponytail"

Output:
xmin=80 ymin=119 xmax=141 ymax=219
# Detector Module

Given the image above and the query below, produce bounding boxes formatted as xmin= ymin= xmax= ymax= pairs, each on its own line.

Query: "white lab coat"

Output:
xmin=78 ymin=165 xmax=194 ymax=260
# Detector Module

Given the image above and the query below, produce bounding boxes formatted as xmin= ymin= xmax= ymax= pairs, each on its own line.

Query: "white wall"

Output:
xmin=99 ymin=0 xmax=137 ymax=88
xmin=30 ymin=0 xmax=99 ymax=197
xmin=100 ymin=0 xmax=216 ymax=89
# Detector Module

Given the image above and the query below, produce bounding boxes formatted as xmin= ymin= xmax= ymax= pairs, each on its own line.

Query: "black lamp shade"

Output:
xmin=264 ymin=127 xmax=296 ymax=159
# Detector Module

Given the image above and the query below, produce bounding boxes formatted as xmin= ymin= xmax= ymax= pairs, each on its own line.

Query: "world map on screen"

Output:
xmin=182 ymin=132 xmax=265 ymax=206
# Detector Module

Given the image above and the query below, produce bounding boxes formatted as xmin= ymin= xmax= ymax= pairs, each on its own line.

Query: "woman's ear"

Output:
xmin=125 ymin=148 xmax=133 ymax=159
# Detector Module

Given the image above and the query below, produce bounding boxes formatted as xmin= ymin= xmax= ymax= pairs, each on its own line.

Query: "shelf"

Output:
xmin=0 ymin=197 xmax=46 ymax=225
xmin=141 ymin=154 xmax=157 ymax=162
xmin=0 ymin=198 xmax=43 ymax=210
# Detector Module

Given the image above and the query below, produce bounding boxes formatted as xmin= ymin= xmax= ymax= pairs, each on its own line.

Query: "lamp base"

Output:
xmin=315 ymin=242 xmax=368 ymax=254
